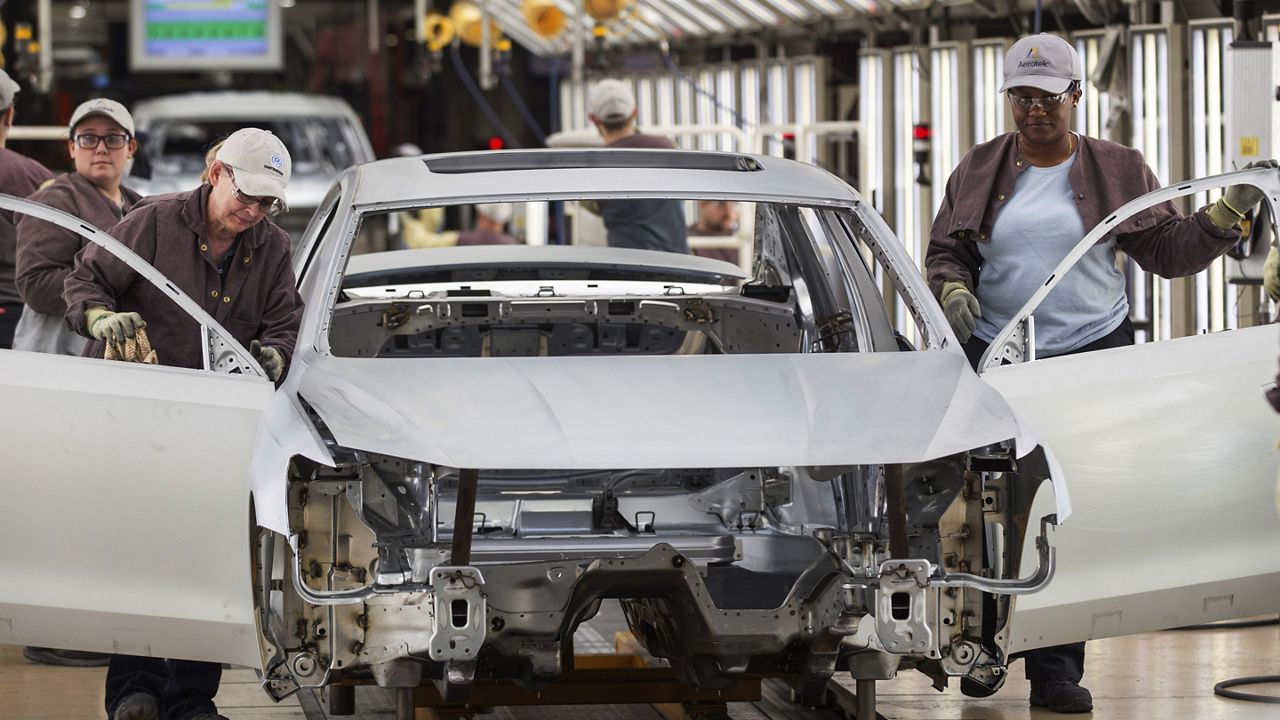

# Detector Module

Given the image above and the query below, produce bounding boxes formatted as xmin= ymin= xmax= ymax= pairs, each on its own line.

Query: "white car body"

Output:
xmin=0 ymin=154 xmax=1275 ymax=698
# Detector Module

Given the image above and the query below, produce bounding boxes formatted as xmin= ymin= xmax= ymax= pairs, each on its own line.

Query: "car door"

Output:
xmin=973 ymin=168 xmax=1280 ymax=652
xmin=0 ymin=196 xmax=273 ymax=667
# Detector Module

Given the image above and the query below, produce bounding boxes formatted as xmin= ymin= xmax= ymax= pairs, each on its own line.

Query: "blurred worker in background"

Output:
xmin=15 ymin=99 xmax=142 ymax=670
xmin=15 ymin=99 xmax=142 ymax=356
xmin=0 ymin=68 xmax=55 ymax=348
xmin=458 ymin=203 xmax=518 ymax=245
xmin=926 ymin=32 xmax=1276 ymax=714
xmin=688 ymin=199 xmax=740 ymax=265
xmin=586 ymin=79 xmax=688 ymax=254
xmin=63 ymin=129 xmax=305 ymax=720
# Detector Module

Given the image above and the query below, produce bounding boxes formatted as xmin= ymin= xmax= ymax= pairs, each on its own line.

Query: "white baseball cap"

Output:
xmin=69 ymin=98 xmax=136 ymax=136
xmin=587 ymin=79 xmax=636 ymax=122
xmin=1000 ymin=33 xmax=1083 ymax=95
xmin=475 ymin=202 xmax=513 ymax=224
xmin=0 ymin=69 xmax=20 ymax=110
xmin=215 ymin=128 xmax=291 ymax=203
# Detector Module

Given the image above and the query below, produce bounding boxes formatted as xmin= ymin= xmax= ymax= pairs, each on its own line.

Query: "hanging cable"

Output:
xmin=499 ymin=71 xmax=547 ymax=145
xmin=450 ymin=43 xmax=520 ymax=149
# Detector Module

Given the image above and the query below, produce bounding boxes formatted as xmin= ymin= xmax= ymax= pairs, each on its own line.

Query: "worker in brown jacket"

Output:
xmin=63 ymin=128 xmax=303 ymax=720
xmin=65 ymin=127 xmax=302 ymax=378
xmin=925 ymin=33 xmax=1275 ymax=714
xmin=15 ymin=98 xmax=143 ymax=355
xmin=0 ymin=68 xmax=55 ymax=347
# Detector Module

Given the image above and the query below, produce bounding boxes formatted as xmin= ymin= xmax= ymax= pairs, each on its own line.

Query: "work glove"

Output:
xmin=941 ymin=280 xmax=981 ymax=344
xmin=250 ymin=339 xmax=285 ymax=382
xmin=1265 ymin=245 xmax=1280 ymax=303
xmin=85 ymin=306 xmax=145 ymax=343
xmin=1208 ymin=159 xmax=1280 ymax=229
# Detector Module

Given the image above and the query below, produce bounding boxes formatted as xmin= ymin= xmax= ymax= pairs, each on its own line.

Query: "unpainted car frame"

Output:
xmin=0 ymin=153 xmax=1276 ymax=706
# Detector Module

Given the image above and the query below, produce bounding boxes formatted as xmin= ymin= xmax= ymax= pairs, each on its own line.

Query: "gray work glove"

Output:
xmin=1209 ymin=159 xmax=1280 ymax=228
xmin=250 ymin=340 xmax=285 ymax=382
xmin=85 ymin=306 xmax=145 ymax=343
xmin=1265 ymin=245 xmax=1280 ymax=303
xmin=941 ymin=280 xmax=981 ymax=343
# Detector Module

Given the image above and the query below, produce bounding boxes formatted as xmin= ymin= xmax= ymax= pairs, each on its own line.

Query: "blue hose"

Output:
xmin=450 ymin=43 xmax=520 ymax=149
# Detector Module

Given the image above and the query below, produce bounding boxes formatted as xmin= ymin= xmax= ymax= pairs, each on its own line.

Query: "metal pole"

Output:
xmin=450 ymin=469 xmax=479 ymax=566
xmin=572 ymin=0 xmax=585 ymax=124
xmin=479 ymin=0 xmax=495 ymax=90
xmin=368 ymin=0 xmax=379 ymax=55
xmin=414 ymin=0 xmax=427 ymax=44
xmin=856 ymin=679 xmax=876 ymax=720
xmin=37 ymin=0 xmax=53 ymax=92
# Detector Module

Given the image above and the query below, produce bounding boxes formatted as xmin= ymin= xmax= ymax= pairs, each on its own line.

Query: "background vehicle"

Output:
xmin=127 ymin=92 xmax=376 ymax=241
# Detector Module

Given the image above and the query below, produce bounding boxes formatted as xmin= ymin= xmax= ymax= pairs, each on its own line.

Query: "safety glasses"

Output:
xmin=224 ymin=167 xmax=284 ymax=217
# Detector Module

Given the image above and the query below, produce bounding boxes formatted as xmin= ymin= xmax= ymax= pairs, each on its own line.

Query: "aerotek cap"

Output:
xmin=68 ymin=98 xmax=136 ymax=136
xmin=1000 ymin=33 xmax=1083 ymax=94
xmin=215 ymin=128 xmax=291 ymax=203
xmin=587 ymin=79 xmax=636 ymax=122
xmin=0 ymin=69 xmax=20 ymax=110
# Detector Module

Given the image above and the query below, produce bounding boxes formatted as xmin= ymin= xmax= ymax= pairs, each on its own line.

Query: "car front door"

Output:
xmin=0 ymin=196 xmax=272 ymax=667
xmin=974 ymin=168 xmax=1280 ymax=652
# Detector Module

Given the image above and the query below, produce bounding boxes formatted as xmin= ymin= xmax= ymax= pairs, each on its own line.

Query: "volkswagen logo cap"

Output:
xmin=215 ymin=128 xmax=292 ymax=203
xmin=1000 ymin=33 xmax=1083 ymax=94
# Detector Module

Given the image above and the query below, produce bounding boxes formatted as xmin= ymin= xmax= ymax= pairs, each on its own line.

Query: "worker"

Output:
xmin=13 ymin=98 xmax=141 ymax=670
xmin=457 ymin=203 xmax=519 ymax=245
xmin=688 ymin=199 xmax=740 ymax=265
xmin=0 ymin=68 xmax=55 ymax=348
xmin=63 ymin=128 xmax=304 ymax=720
xmin=925 ymin=32 xmax=1275 ymax=714
xmin=585 ymin=79 xmax=688 ymax=254
xmin=14 ymin=98 xmax=142 ymax=356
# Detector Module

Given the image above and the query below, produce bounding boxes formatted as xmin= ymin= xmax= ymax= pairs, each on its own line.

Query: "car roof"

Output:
xmin=346 ymin=150 xmax=861 ymax=209
xmin=131 ymin=92 xmax=361 ymax=126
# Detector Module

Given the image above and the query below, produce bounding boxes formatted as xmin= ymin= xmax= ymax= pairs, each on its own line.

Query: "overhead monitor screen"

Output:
xmin=130 ymin=0 xmax=283 ymax=72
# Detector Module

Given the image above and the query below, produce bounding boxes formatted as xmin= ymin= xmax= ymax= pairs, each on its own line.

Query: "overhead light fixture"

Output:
xmin=521 ymin=0 xmax=565 ymax=39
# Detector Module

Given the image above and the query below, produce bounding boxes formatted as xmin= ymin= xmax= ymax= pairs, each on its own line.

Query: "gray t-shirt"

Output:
xmin=601 ymin=133 xmax=688 ymax=254
xmin=972 ymin=142 xmax=1128 ymax=356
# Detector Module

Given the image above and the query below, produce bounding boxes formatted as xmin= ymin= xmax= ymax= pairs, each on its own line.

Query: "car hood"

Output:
xmin=298 ymin=351 xmax=1028 ymax=469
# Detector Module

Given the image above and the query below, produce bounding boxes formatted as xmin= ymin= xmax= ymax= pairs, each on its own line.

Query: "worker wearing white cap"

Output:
xmin=14 ymin=98 xmax=143 ymax=358
xmin=926 ymin=34 xmax=1277 ymax=713
xmin=585 ymin=78 xmax=688 ymax=254
xmin=457 ymin=202 xmax=518 ymax=245
xmin=64 ymin=127 xmax=303 ymax=719
xmin=0 ymin=68 xmax=54 ymax=349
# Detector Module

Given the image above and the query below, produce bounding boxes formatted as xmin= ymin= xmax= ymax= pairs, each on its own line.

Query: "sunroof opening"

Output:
xmin=424 ymin=150 xmax=764 ymax=174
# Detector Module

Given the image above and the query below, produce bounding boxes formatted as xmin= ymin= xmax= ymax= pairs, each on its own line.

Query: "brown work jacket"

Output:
xmin=17 ymin=172 xmax=142 ymax=314
xmin=925 ymin=132 xmax=1240 ymax=298
xmin=0 ymin=147 xmax=55 ymax=305
xmin=64 ymin=184 xmax=303 ymax=371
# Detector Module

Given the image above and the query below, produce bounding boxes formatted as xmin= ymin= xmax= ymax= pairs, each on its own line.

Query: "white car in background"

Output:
xmin=0 ymin=151 xmax=1276 ymax=705
xmin=127 ymin=91 xmax=376 ymax=241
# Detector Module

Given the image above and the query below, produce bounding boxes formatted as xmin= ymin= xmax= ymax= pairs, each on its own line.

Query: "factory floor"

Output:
xmin=1 ymin=616 xmax=1275 ymax=719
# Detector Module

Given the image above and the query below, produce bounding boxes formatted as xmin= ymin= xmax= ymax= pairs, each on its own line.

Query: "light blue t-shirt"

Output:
xmin=972 ymin=142 xmax=1128 ymax=356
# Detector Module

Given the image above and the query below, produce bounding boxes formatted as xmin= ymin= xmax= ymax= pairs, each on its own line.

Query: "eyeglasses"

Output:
xmin=224 ymin=167 xmax=284 ymax=217
xmin=74 ymin=134 xmax=130 ymax=150
xmin=1007 ymin=86 xmax=1077 ymax=112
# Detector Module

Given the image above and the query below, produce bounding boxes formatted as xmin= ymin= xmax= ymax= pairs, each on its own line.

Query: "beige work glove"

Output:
xmin=1264 ymin=245 xmax=1280 ymax=303
xmin=1208 ymin=159 xmax=1280 ymax=229
xmin=941 ymin=280 xmax=981 ymax=343
xmin=250 ymin=340 xmax=285 ymax=382
xmin=85 ymin=306 xmax=145 ymax=343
